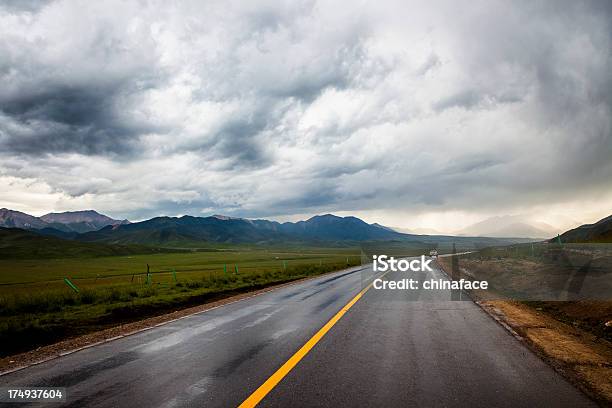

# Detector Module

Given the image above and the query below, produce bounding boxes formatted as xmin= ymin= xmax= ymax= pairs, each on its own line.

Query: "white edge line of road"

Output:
xmin=473 ymin=301 xmax=524 ymax=341
xmin=0 ymin=265 xmax=370 ymax=378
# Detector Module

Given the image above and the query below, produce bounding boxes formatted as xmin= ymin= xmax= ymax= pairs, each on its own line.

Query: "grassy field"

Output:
xmin=0 ymin=244 xmax=369 ymax=356
xmin=0 ymin=246 xmax=361 ymax=292
xmin=0 ymin=239 xmax=437 ymax=294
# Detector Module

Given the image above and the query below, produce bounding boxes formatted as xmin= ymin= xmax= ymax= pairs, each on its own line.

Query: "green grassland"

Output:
xmin=0 ymin=244 xmax=366 ymax=356
xmin=0 ymin=246 xmax=360 ymax=291
xmin=0 ymin=239 xmax=435 ymax=294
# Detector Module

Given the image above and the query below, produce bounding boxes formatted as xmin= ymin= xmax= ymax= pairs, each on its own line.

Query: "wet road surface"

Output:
xmin=0 ymin=260 xmax=595 ymax=407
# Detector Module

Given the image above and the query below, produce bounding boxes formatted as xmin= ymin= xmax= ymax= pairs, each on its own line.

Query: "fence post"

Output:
xmin=63 ymin=277 xmax=80 ymax=293
xmin=451 ymin=243 xmax=460 ymax=301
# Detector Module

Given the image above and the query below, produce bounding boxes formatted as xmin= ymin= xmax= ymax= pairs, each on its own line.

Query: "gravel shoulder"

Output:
xmin=437 ymin=257 xmax=612 ymax=406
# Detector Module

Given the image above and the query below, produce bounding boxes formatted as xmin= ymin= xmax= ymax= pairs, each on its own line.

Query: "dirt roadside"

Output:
xmin=437 ymin=258 xmax=612 ymax=407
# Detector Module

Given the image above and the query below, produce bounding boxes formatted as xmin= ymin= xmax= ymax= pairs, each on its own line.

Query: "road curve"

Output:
xmin=0 ymin=260 xmax=595 ymax=407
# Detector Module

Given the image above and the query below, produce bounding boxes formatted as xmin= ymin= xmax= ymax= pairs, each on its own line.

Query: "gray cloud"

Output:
xmin=433 ymin=89 xmax=524 ymax=112
xmin=0 ymin=0 xmax=610 ymax=229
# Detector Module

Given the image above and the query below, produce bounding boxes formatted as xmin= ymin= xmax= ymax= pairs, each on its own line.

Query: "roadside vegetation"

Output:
xmin=445 ymin=242 xmax=612 ymax=331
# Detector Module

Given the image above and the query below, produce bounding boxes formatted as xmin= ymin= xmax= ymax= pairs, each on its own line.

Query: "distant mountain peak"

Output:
xmin=307 ymin=213 xmax=341 ymax=221
xmin=41 ymin=210 xmax=128 ymax=226
xmin=1 ymin=208 xmax=29 ymax=215
xmin=43 ymin=209 xmax=103 ymax=217
xmin=211 ymin=214 xmax=241 ymax=221
xmin=371 ymin=223 xmax=397 ymax=232
xmin=456 ymin=215 xmax=558 ymax=238
xmin=0 ymin=208 xmax=48 ymax=229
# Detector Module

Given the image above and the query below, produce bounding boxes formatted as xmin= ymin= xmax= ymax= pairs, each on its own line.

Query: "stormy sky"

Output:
xmin=0 ymin=0 xmax=611 ymax=232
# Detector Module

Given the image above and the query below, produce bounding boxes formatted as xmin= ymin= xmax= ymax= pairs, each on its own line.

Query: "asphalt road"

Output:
xmin=0 ymin=259 xmax=595 ymax=407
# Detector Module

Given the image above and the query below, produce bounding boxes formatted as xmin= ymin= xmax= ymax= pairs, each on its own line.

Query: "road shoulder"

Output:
xmin=437 ymin=258 xmax=612 ymax=406
xmin=479 ymin=300 xmax=612 ymax=406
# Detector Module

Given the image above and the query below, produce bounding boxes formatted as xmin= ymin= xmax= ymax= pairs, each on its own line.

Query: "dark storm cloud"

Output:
xmin=216 ymin=126 xmax=270 ymax=169
xmin=0 ymin=0 xmax=164 ymax=158
xmin=0 ymin=83 xmax=156 ymax=155
xmin=175 ymin=103 xmax=277 ymax=170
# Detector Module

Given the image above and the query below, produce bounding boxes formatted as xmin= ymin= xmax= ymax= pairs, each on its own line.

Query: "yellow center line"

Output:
xmin=238 ymin=270 xmax=389 ymax=407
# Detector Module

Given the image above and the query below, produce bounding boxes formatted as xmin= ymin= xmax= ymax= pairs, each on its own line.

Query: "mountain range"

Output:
xmin=0 ymin=209 xmax=408 ymax=245
xmin=0 ymin=208 xmax=540 ymax=248
xmin=76 ymin=214 xmax=406 ymax=245
xmin=1 ymin=207 xmax=609 ymax=259
xmin=0 ymin=208 xmax=129 ymax=234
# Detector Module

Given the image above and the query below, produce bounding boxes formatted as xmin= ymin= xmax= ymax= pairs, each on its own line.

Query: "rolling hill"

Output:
xmin=555 ymin=215 xmax=612 ymax=243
